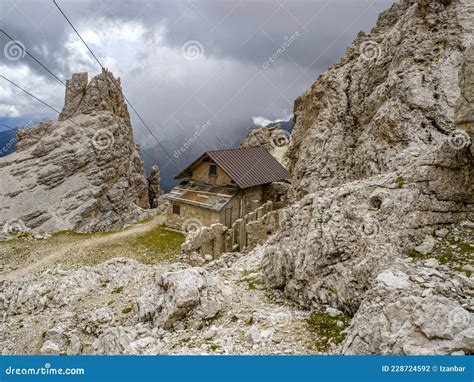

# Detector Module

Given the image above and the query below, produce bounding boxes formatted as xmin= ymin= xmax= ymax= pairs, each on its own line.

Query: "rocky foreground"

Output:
xmin=0 ymin=247 xmax=323 ymax=355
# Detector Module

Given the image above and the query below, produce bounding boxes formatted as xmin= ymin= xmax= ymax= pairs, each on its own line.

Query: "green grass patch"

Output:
xmin=247 ymin=278 xmax=264 ymax=290
xmin=396 ymin=176 xmax=404 ymax=188
xmin=406 ymin=231 xmax=473 ymax=276
xmin=112 ymin=286 xmax=124 ymax=294
xmin=123 ymin=226 xmax=184 ymax=253
xmin=306 ymin=310 xmax=350 ymax=352
xmin=241 ymin=266 xmax=262 ymax=277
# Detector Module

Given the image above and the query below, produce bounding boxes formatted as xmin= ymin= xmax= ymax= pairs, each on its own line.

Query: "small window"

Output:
xmin=172 ymin=204 xmax=180 ymax=215
xmin=209 ymin=163 xmax=217 ymax=177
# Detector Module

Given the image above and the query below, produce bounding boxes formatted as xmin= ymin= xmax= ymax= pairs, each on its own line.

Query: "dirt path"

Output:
xmin=1 ymin=215 xmax=168 ymax=281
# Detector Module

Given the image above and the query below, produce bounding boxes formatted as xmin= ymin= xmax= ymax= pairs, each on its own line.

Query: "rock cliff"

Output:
xmin=262 ymin=0 xmax=473 ymax=354
xmin=0 ymin=69 xmax=150 ymax=233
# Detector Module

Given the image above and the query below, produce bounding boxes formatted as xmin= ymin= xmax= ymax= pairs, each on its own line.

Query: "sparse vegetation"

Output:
xmin=112 ymin=286 xmax=124 ymax=294
xmin=396 ymin=176 xmax=404 ymax=188
xmin=406 ymin=230 xmax=473 ymax=276
xmin=306 ymin=310 xmax=350 ymax=352
xmin=247 ymin=278 xmax=264 ymax=290
xmin=0 ymin=218 xmax=185 ymax=277
xmin=121 ymin=307 xmax=133 ymax=314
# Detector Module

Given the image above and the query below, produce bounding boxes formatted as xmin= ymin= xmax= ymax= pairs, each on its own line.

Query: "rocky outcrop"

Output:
xmin=147 ymin=165 xmax=163 ymax=209
xmin=262 ymin=0 xmax=473 ymax=354
xmin=137 ymin=267 xmax=230 ymax=329
xmin=341 ymin=258 xmax=473 ymax=355
xmin=287 ymin=0 xmax=472 ymax=196
xmin=0 ymin=69 xmax=150 ymax=233
xmin=341 ymin=225 xmax=473 ymax=355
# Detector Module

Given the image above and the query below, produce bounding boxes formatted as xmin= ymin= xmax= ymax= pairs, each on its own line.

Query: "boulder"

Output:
xmin=137 ymin=267 xmax=230 ymax=329
xmin=341 ymin=259 xmax=474 ymax=355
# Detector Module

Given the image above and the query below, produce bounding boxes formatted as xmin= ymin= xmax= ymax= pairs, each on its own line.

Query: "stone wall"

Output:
xmin=180 ymin=201 xmax=280 ymax=263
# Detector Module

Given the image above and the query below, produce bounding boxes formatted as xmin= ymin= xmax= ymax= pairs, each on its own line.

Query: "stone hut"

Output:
xmin=165 ymin=147 xmax=290 ymax=231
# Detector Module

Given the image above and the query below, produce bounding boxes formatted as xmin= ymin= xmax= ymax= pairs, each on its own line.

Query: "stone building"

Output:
xmin=165 ymin=147 xmax=290 ymax=231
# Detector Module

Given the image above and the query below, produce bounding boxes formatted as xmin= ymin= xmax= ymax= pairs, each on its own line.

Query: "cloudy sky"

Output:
xmin=0 ymin=0 xmax=394 ymax=182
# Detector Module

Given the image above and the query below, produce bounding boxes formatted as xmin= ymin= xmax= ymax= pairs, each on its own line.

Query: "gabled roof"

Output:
xmin=175 ymin=147 xmax=291 ymax=189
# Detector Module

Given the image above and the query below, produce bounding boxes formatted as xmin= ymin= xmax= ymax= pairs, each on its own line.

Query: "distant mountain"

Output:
xmin=0 ymin=129 xmax=17 ymax=157
xmin=0 ymin=118 xmax=44 ymax=158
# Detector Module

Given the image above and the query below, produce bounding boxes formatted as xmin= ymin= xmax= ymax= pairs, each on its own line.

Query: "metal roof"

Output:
xmin=176 ymin=147 xmax=291 ymax=189
xmin=164 ymin=183 xmax=238 ymax=211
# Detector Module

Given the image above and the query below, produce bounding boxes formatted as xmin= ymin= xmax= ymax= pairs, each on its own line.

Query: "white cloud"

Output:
xmin=0 ymin=104 xmax=20 ymax=118
xmin=252 ymin=115 xmax=293 ymax=127
xmin=0 ymin=63 xmax=63 ymax=119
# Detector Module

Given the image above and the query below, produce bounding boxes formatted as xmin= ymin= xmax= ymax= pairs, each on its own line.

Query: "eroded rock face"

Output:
xmin=147 ymin=165 xmax=162 ymax=209
xmin=0 ymin=69 xmax=150 ymax=233
xmin=287 ymin=0 xmax=472 ymax=197
xmin=262 ymin=0 xmax=474 ymax=352
xmin=341 ymin=257 xmax=474 ymax=355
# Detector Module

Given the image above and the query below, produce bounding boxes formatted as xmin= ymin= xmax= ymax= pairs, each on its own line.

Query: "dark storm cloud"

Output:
xmin=0 ymin=0 xmax=394 ymax=171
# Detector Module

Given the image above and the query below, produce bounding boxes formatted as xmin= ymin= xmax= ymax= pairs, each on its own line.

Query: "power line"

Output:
xmin=0 ymin=76 xmax=167 ymax=172
xmin=0 ymin=122 xmax=17 ymax=132
xmin=0 ymin=75 xmax=83 ymax=128
xmin=53 ymin=0 xmax=176 ymax=167
xmin=0 ymin=29 xmax=164 ymax=166
xmin=0 ymin=30 xmax=68 ymax=89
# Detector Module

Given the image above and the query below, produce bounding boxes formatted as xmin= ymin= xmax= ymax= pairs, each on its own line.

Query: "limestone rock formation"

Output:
xmin=342 ymin=257 xmax=473 ymax=355
xmin=137 ymin=267 xmax=231 ymax=329
xmin=147 ymin=165 xmax=163 ymax=209
xmin=262 ymin=0 xmax=473 ymax=354
xmin=0 ymin=69 xmax=150 ymax=233
xmin=287 ymin=0 xmax=473 ymax=197
xmin=240 ymin=123 xmax=291 ymax=167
